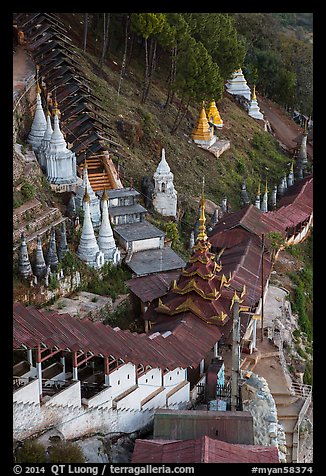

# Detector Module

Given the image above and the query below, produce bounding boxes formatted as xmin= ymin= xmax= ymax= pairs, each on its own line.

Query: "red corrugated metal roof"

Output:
xmin=13 ymin=303 xmax=220 ymax=370
xmin=266 ymin=176 xmax=313 ymax=230
xmin=126 ymin=271 xmax=181 ymax=303
xmin=132 ymin=436 xmax=279 ymax=463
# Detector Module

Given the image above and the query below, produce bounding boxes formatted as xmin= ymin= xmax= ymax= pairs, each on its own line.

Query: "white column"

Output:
xmin=27 ymin=349 xmax=33 ymax=367
xmin=60 ymin=355 xmax=66 ymax=377
xmin=252 ymin=318 xmax=257 ymax=350
xmin=36 ymin=362 xmax=42 ymax=396
xmin=214 ymin=342 xmax=219 ymax=358
xmin=105 ymin=374 xmax=110 ymax=386
xmin=73 ymin=367 xmax=78 ymax=380
xmin=199 ymin=358 xmax=205 ymax=375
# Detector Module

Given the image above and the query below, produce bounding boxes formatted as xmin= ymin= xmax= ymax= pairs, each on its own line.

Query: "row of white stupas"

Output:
xmin=225 ymin=68 xmax=264 ymax=120
xmin=27 ymin=81 xmax=77 ymax=189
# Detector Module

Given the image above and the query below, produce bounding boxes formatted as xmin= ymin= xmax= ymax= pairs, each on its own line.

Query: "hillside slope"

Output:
xmin=54 ymin=13 xmax=292 ymax=216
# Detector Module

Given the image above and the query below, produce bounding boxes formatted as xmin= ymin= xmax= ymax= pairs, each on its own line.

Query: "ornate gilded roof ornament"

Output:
xmin=264 ymin=180 xmax=268 ymax=194
xmin=197 ymin=177 xmax=207 ymax=242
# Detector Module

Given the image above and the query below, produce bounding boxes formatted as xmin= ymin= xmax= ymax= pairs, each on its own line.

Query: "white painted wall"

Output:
xmin=132 ymin=237 xmax=160 ymax=252
xmin=43 ymin=381 xmax=81 ymax=407
xmin=117 ymin=385 xmax=158 ymax=410
xmin=163 ymin=367 xmax=186 ymax=386
xmin=142 ymin=388 xmax=166 ymax=410
xmin=108 ymin=363 xmax=136 ymax=397
xmin=167 ymin=382 xmax=190 ymax=407
xmin=138 ymin=368 xmax=162 ymax=386
xmin=13 ymin=378 xmax=40 ymax=405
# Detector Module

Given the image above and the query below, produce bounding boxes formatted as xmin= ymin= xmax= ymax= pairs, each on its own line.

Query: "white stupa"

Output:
xmin=27 ymin=78 xmax=47 ymax=151
xmin=247 ymin=85 xmax=264 ymax=120
xmin=98 ymin=191 xmax=120 ymax=264
xmin=225 ymin=68 xmax=251 ymax=100
xmin=36 ymin=111 xmax=53 ymax=170
xmin=152 ymin=148 xmax=178 ymax=217
xmin=75 ymin=160 xmax=101 ymax=227
xmin=44 ymin=101 xmax=77 ymax=187
xmin=77 ymin=191 xmax=104 ymax=268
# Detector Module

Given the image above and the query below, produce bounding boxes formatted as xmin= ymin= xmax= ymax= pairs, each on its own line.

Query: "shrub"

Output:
xmin=15 ymin=440 xmax=47 ymax=463
xmin=21 ymin=181 xmax=35 ymax=201
xmin=49 ymin=441 xmax=85 ymax=463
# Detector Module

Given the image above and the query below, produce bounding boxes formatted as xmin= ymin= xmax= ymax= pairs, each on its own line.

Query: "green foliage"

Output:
xmin=165 ymin=221 xmax=179 ymax=244
xmin=84 ymin=263 xmax=131 ymax=300
xmin=48 ymin=274 xmax=59 ymax=292
xmin=303 ymin=360 xmax=313 ymax=386
xmin=49 ymin=441 xmax=85 ymax=463
xmin=21 ymin=181 xmax=36 ymax=200
xmin=13 ymin=180 xmax=36 ymax=208
xmin=131 ymin=13 xmax=166 ymax=40
xmin=102 ymin=299 xmax=131 ymax=328
xmin=183 ymin=13 xmax=245 ymax=80
xmin=266 ymin=231 xmax=286 ymax=251
xmin=15 ymin=440 xmax=47 ymax=463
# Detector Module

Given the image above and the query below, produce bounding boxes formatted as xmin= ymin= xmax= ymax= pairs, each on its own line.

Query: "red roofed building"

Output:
xmin=132 ymin=436 xmax=280 ymax=463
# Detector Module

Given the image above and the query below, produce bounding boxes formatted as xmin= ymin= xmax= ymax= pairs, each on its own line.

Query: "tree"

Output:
xmin=100 ymin=13 xmax=111 ymax=67
xmin=15 ymin=440 xmax=47 ymax=463
xmin=183 ymin=13 xmax=245 ymax=80
xmin=171 ymin=38 xmax=223 ymax=134
xmin=131 ymin=13 xmax=166 ymax=103
xmin=49 ymin=441 xmax=85 ymax=463
xmin=162 ymin=13 xmax=190 ymax=108
xmin=83 ymin=13 xmax=88 ymax=52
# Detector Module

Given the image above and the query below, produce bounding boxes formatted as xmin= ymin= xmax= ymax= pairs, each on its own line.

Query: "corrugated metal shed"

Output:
xmin=153 ymin=409 xmax=254 ymax=444
xmin=132 ymin=436 xmax=279 ymax=463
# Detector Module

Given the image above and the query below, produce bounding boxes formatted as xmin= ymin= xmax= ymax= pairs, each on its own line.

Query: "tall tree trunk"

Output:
xmin=83 ymin=13 xmax=88 ymax=52
xmin=165 ymin=45 xmax=177 ymax=108
xmin=171 ymin=97 xmax=190 ymax=134
xmin=170 ymin=96 xmax=184 ymax=133
xmin=143 ymin=38 xmax=157 ymax=103
xmin=141 ymin=37 xmax=149 ymax=103
xmin=118 ymin=15 xmax=130 ymax=96
xmin=126 ymin=31 xmax=134 ymax=71
xmin=100 ymin=13 xmax=110 ymax=66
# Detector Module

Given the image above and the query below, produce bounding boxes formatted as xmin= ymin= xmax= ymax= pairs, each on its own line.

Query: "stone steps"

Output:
xmin=13 ymin=207 xmax=63 ymax=245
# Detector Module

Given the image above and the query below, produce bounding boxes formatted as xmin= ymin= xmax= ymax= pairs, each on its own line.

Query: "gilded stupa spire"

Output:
xmin=257 ymin=180 xmax=261 ymax=196
xmin=264 ymin=179 xmax=268 ymax=194
xmin=252 ymin=84 xmax=256 ymax=101
xmin=36 ymin=64 xmax=41 ymax=94
xmin=52 ymin=90 xmax=60 ymax=117
xmin=191 ymin=103 xmax=213 ymax=142
xmin=83 ymin=190 xmax=90 ymax=203
xmin=197 ymin=177 xmax=207 ymax=242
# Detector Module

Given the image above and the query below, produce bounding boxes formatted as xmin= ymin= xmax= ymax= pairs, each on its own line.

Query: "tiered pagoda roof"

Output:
xmin=146 ymin=193 xmax=249 ymax=329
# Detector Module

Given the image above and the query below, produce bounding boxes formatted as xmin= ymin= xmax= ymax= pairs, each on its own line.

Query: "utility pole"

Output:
xmin=231 ymin=294 xmax=241 ymax=412
xmin=261 ymin=233 xmax=265 ymax=341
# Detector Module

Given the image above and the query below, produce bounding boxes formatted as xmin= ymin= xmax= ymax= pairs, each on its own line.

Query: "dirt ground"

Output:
xmin=258 ymin=94 xmax=313 ymax=160
xmin=13 ymin=45 xmax=35 ymax=94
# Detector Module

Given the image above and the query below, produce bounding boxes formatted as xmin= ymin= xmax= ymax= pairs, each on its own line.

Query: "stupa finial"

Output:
xmin=197 ymin=177 xmax=207 ymax=242
xmin=52 ymin=90 xmax=60 ymax=117
xmin=36 ymin=64 xmax=41 ymax=94
xmin=252 ymin=84 xmax=256 ymax=101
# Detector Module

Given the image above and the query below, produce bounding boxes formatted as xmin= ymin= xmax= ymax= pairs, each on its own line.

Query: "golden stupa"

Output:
xmin=207 ymin=100 xmax=223 ymax=127
xmin=192 ymin=103 xmax=214 ymax=142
